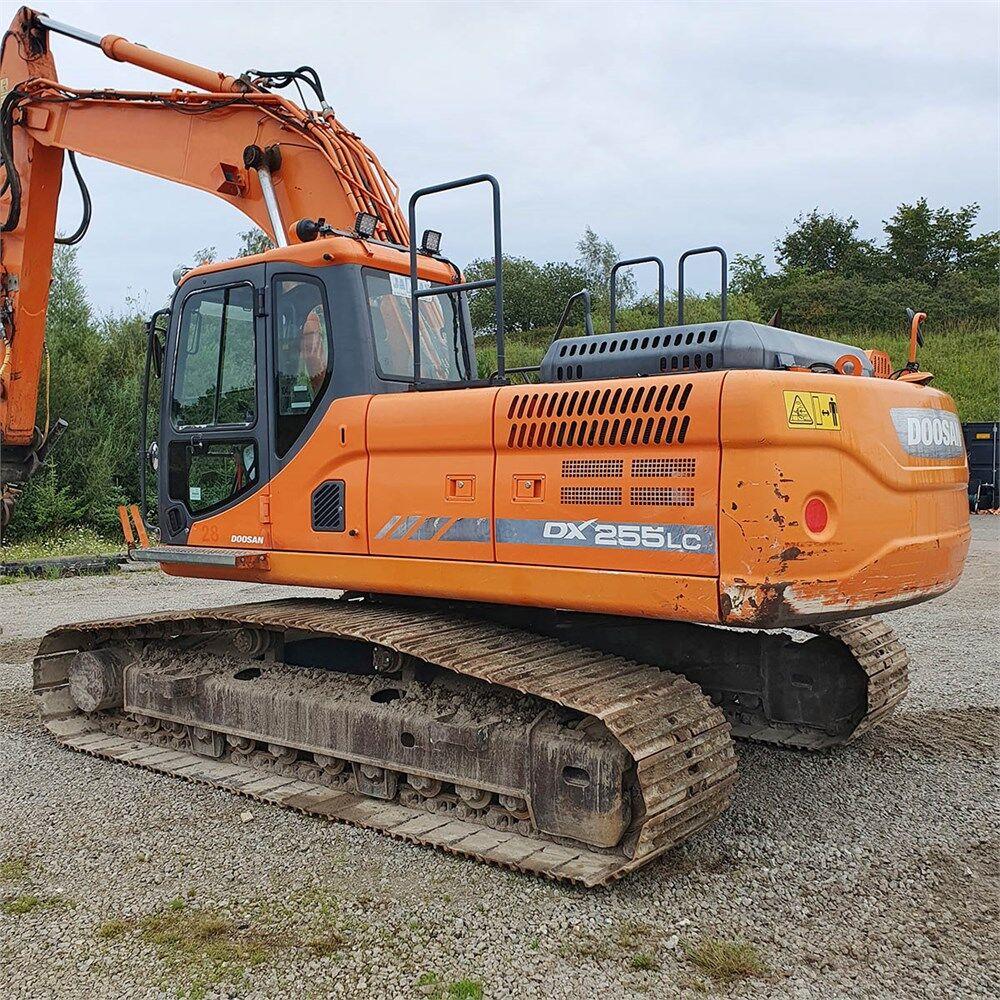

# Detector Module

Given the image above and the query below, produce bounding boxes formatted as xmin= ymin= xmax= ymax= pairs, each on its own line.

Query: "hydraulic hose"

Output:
xmin=55 ymin=151 xmax=92 ymax=246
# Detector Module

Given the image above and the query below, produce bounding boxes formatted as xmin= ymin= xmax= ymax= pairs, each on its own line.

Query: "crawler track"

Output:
xmin=453 ymin=603 xmax=911 ymax=750
xmin=716 ymin=617 xmax=911 ymax=749
xmin=33 ymin=599 xmax=737 ymax=886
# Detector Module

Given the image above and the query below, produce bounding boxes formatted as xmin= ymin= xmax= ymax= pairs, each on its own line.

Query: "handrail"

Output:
xmin=678 ymin=246 xmax=728 ymax=324
xmin=138 ymin=307 xmax=170 ymax=528
xmin=551 ymin=289 xmax=595 ymax=345
xmin=610 ymin=256 xmax=665 ymax=333
xmin=407 ymin=174 xmax=504 ymax=384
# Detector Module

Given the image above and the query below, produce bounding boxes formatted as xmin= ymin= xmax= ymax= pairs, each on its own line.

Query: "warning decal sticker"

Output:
xmin=783 ymin=391 xmax=841 ymax=431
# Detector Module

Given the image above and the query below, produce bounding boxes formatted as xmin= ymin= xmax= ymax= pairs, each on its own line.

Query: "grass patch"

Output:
xmin=304 ymin=927 xmax=346 ymax=957
xmin=630 ymin=952 xmax=660 ymax=971
xmin=614 ymin=919 xmax=653 ymax=949
xmin=0 ymin=856 xmax=30 ymax=883
xmin=448 ymin=982 xmax=484 ymax=1000
xmin=682 ymin=937 xmax=768 ymax=982
xmin=96 ymin=917 xmax=130 ymax=940
xmin=138 ymin=905 xmax=288 ymax=993
xmin=1 ymin=893 xmax=62 ymax=916
xmin=0 ymin=527 xmax=123 ymax=563
xmin=558 ymin=930 xmax=614 ymax=961
xmin=415 ymin=973 xmax=485 ymax=1000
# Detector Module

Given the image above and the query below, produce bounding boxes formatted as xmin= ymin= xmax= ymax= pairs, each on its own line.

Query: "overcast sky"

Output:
xmin=29 ymin=0 xmax=1000 ymax=313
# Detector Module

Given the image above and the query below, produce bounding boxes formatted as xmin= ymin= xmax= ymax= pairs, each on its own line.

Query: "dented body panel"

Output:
xmin=718 ymin=371 xmax=969 ymax=626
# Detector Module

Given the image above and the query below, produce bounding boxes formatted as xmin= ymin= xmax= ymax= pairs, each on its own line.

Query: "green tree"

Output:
xmin=775 ymin=209 xmax=882 ymax=278
xmin=7 ymin=247 xmax=147 ymax=539
xmin=465 ymin=255 xmax=587 ymax=334
xmin=883 ymin=198 xmax=995 ymax=287
xmin=729 ymin=253 xmax=768 ymax=297
xmin=192 ymin=246 xmax=217 ymax=266
xmin=235 ymin=227 xmax=276 ymax=258
xmin=576 ymin=226 xmax=635 ymax=308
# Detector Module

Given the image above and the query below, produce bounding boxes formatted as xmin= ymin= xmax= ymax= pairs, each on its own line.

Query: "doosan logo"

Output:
xmin=905 ymin=415 xmax=961 ymax=449
xmin=231 ymin=534 xmax=264 ymax=546
xmin=890 ymin=408 xmax=964 ymax=459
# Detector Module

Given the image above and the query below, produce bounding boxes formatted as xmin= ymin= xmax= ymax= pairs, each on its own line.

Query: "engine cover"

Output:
xmin=541 ymin=320 xmax=874 ymax=382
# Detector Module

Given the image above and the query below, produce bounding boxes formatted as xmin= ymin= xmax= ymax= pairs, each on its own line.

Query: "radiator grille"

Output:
xmin=631 ymin=458 xmax=697 ymax=478
xmin=560 ymin=486 xmax=623 ymax=506
xmin=629 ymin=486 xmax=695 ymax=507
xmin=561 ymin=459 xmax=624 ymax=478
xmin=506 ymin=381 xmax=694 ymax=450
xmin=311 ymin=480 xmax=345 ymax=532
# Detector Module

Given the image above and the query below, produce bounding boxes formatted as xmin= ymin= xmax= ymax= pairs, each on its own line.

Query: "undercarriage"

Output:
xmin=33 ymin=596 xmax=908 ymax=884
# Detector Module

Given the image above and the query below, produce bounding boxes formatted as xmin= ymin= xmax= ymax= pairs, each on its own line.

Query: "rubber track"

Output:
xmin=33 ymin=599 xmax=737 ymax=886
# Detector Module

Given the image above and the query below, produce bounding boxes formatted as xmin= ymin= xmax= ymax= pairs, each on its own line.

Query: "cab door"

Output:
xmin=158 ymin=264 xmax=270 ymax=548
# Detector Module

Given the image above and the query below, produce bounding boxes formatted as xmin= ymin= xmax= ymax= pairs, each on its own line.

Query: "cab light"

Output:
xmin=804 ymin=497 xmax=828 ymax=534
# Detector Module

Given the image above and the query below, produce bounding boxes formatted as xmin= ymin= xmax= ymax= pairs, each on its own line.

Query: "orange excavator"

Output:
xmin=2 ymin=8 xmax=969 ymax=884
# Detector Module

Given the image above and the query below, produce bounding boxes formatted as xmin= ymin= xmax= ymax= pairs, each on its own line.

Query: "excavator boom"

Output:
xmin=1 ymin=6 xmax=405 ymax=524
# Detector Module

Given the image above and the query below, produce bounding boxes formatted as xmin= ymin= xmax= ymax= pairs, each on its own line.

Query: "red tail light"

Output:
xmin=805 ymin=497 xmax=829 ymax=534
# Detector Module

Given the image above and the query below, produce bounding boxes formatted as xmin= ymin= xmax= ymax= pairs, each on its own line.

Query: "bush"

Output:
xmin=6 ymin=247 xmax=148 ymax=541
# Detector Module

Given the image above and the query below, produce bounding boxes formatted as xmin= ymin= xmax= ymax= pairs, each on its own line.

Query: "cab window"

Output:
xmin=168 ymin=439 xmax=258 ymax=515
xmin=171 ymin=285 xmax=256 ymax=428
xmin=363 ymin=269 xmax=470 ymax=382
xmin=273 ymin=276 xmax=332 ymax=457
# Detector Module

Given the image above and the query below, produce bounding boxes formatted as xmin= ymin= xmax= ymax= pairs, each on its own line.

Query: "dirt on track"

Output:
xmin=1 ymin=520 xmax=997 ymax=1000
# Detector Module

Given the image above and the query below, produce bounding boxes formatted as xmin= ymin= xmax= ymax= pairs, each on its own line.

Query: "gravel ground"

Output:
xmin=1 ymin=520 xmax=997 ymax=1000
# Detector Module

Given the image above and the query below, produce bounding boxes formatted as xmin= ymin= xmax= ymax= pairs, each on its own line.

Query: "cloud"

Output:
xmin=36 ymin=0 xmax=997 ymax=309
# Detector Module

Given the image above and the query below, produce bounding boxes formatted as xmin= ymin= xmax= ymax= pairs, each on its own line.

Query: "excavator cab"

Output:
xmin=144 ymin=241 xmax=480 ymax=543
xmin=139 ymin=173 xmax=496 ymax=544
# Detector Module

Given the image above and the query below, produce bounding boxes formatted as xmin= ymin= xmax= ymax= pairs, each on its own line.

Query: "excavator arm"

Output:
xmin=0 ymin=6 xmax=408 ymax=527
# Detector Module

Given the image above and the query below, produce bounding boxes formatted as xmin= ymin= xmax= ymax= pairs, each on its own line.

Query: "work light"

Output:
xmin=421 ymin=229 xmax=442 ymax=255
xmin=354 ymin=212 xmax=379 ymax=238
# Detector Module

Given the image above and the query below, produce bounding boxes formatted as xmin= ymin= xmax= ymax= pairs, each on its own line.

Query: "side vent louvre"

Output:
xmin=630 ymin=486 xmax=695 ymax=507
xmin=631 ymin=458 xmax=697 ymax=478
xmin=311 ymin=480 xmax=345 ymax=532
xmin=560 ymin=486 xmax=622 ymax=506
xmin=506 ymin=381 xmax=695 ymax=450
xmin=562 ymin=459 xmax=623 ymax=478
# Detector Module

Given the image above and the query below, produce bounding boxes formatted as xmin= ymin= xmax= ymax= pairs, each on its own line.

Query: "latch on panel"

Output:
xmin=446 ymin=475 xmax=475 ymax=501
xmin=513 ymin=476 xmax=544 ymax=502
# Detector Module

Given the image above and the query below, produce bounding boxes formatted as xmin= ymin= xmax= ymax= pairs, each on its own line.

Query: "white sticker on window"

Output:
xmin=389 ymin=274 xmax=431 ymax=297
xmin=189 ymin=487 xmax=202 ymax=501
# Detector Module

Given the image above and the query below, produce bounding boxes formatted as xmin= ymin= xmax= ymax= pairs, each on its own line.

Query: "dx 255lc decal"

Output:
xmin=496 ymin=518 xmax=716 ymax=554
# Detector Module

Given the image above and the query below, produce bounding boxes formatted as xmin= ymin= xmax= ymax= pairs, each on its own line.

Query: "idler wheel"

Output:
xmin=68 ymin=648 xmax=129 ymax=713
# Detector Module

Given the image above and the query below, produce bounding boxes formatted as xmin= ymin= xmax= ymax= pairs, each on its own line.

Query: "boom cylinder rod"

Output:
xmin=33 ymin=14 xmax=101 ymax=47
xmin=35 ymin=13 xmax=242 ymax=93
xmin=255 ymin=164 xmax=288 ymax=247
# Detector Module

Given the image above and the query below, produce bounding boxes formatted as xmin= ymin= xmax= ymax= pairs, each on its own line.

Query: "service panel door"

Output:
xmin=493 ymin=375 xmax=722 ymax=578
xmin=367 ymin=389 xmax=496 ymax=562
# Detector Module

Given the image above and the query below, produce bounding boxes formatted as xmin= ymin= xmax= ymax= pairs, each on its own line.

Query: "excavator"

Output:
xmin=1 ymin=8 xmax=969 ymax=885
